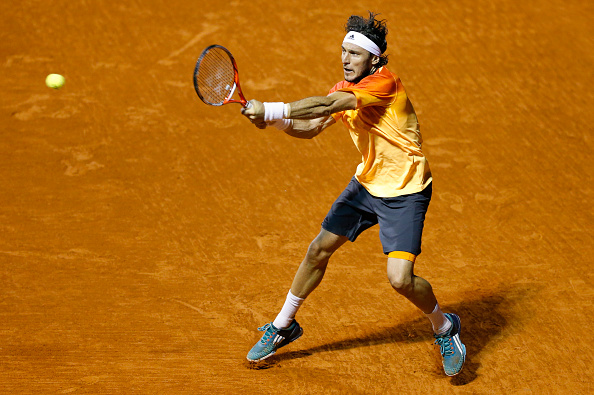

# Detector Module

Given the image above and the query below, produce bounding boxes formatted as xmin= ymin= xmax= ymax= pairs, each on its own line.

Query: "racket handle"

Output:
xmin=244 ymin=101 xmax=252 ymax=109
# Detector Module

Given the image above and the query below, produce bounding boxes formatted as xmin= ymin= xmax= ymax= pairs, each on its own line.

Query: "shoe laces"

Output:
xmin=257 ymin=323 xmax=276 ymax=344
xmin=434 ymin=335 xmax=454 ymax=357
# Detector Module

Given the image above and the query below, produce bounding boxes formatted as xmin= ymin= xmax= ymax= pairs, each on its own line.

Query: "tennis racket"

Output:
xmin=193 ymin=45 xmax=250 ymax=108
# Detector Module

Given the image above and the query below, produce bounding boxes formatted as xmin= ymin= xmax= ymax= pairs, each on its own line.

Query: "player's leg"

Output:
xmin=278 ymin=176 xmax=374 ymax=326
xmin=387 ymin=257 xmax=465 ymax=375
xmin=247 ymin=177 xmax=373 ymax=362
xmin=272 ymin=228 xmax=347 ymax=329
xmin=387 ymin=257 xmax=453 ymax=333
xmin=290 ymin=228 xmax=348 ymax=298
xmin=375 ymin=184 xmax=437 ymax=314
xmin=386 ymin=257 xmax=437 ymax=314
xmin=376 ymin=183 xmax=466 ymax=375
xmin=246 ymin=229 xmax=347 ymax=362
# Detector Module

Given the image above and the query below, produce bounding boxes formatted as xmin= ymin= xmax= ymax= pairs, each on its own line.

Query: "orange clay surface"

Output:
xmin=1 ymin=0 xmax=593 ymax=393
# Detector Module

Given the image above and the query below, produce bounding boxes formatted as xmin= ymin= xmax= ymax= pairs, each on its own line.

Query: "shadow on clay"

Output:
xmin=247 ymin=284 xmax=535 ymax=385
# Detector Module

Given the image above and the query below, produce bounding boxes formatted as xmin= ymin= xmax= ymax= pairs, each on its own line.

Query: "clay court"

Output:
xmin=1 ymin=0 xmax=593 ymax=393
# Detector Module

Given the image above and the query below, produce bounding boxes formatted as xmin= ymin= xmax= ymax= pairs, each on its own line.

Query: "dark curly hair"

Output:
xmin=345 ymin=12 xmax=389 ymax=67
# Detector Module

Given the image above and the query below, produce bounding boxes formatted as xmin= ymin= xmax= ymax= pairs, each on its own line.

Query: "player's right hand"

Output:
xmin=241 ymin=99 xmax=267 ymax=129
xmin=241 ymin=100 xmax=264 ymax=120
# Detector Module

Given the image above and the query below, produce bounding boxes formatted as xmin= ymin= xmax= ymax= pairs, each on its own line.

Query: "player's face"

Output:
xmin=342 ymin=43 xmax=379 ymax=83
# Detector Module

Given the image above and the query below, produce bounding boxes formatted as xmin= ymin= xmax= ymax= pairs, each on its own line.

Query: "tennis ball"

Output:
xmin=45 ymin=74 xmax=65 ymax=89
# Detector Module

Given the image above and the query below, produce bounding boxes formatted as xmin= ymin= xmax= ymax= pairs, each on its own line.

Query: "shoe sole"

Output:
xmin=246 ymin=328 xmax=303 ymax=362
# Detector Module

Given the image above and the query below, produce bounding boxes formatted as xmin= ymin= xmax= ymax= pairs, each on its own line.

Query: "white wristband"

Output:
xmin=267 ymin=119 xmax=293 ymax=131
xmin=264 ymin=102 xmax=286 ymax=122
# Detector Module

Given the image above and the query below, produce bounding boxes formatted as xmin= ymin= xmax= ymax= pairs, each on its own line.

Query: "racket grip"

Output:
xmin=244 ymin=101 xmax=252 ymax=109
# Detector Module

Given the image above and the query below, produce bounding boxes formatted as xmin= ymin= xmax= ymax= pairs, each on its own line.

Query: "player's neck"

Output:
xmin=350 ymin=66 xmax=379 ymax=84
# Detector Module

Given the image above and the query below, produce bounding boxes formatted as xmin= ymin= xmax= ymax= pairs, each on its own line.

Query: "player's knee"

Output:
xmin=388 ymin=271 xmax=413 ymax=295
xmin=387 ymin=258 xmax=415 ymax=295
xmin=306 ymin=239 xmax=334 ymax=265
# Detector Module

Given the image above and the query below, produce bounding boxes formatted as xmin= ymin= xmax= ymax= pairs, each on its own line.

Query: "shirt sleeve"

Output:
xmin=328 ymin=81 xmax=350 ymax=121
xmin=336 ymin=71 xmax=398 ymax=108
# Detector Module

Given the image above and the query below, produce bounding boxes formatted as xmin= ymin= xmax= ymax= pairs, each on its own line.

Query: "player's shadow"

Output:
xmin=248 ymin=285 xmax=533 ymax=385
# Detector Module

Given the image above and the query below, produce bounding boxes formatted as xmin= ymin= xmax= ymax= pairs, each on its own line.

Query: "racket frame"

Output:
xmin=193 ymin=44 xmax=248 ymax=107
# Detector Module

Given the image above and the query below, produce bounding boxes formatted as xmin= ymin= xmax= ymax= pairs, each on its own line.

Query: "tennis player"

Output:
xmin=241 ymin=12 xmax=465 ymax=376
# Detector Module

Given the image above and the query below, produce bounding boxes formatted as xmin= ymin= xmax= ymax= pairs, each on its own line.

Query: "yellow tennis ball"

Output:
xmin=45 ymin=74 xmax=65 ymax=89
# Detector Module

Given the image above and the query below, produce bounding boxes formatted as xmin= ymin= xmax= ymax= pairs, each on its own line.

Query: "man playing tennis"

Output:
xmin=241 ymin=12 xmax=465 ymax=376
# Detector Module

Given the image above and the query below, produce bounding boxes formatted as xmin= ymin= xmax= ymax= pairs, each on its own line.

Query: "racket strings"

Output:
xmin=196 ymin=48 xmax=235 ymax=105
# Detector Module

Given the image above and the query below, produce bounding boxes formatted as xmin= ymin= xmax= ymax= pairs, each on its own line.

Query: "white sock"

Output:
xmin=272 ymin=290 xmax=305 ymax=329
xmin=425 ymin=303 xmax=452 ymax=335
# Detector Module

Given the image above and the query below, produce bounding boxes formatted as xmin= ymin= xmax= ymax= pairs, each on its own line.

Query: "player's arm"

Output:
xmin=287 ymin=91 xmax=357 ymax=119
xmin=282 ymin=116 xmax=337 ymax=139
xmin=242 ymin=91 xmax=356 ymax=122
xmin=242 ymin=112 xmax=336 ymax=139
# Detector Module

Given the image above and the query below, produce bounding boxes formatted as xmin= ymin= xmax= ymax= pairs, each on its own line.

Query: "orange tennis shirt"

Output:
xmin=329 ymin=66 xmax=432 ymax=197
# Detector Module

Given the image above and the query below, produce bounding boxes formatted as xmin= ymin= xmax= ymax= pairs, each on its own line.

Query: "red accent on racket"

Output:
xmin=193 ymin=45 xmax=249 ymax=107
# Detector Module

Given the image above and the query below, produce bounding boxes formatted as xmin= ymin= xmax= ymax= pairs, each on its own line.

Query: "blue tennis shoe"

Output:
xmin=247 ymin=320 xmax=303 ymax=362
xmin=434 ymin=313 xmax=466 ymax=376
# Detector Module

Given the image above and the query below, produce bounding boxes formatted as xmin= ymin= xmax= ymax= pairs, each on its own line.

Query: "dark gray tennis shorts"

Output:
xmin=321 ymin=177 xmax=432 ymax=257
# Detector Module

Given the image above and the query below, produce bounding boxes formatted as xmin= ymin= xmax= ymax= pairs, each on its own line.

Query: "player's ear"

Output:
xmin=372 ymin=55 xmax=380 ymax=65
